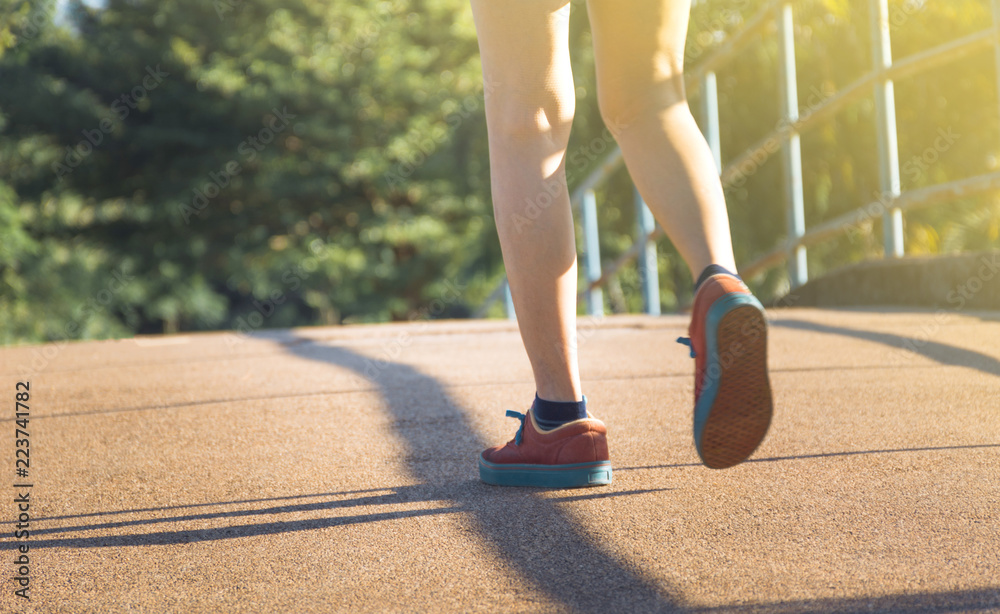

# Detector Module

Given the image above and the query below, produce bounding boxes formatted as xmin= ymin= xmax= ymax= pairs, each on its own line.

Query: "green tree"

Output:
xmin=1 ymin=0 xmax=497 ymax=343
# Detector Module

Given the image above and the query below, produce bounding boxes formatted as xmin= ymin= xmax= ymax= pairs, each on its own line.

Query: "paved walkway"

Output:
xmin=2 ymin=309 xmax=999 ymax=613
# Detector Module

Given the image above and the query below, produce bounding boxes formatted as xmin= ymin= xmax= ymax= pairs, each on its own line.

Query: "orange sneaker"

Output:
xmin=677 ymin=273 xmax=773 ymax=469
xmin=479 ymin=409 xmax=612 ymax=487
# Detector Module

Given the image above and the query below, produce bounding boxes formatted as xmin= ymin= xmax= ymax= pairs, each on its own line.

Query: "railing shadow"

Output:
xmin=9 ymin=486 xmax=669 ymax=541
xmin=617 ymin=442 xmax=1000 ymax=472
xmin=686 ymin=587 xmax=1000 ymax=613
xmin=773 ymin=319 xmax=1000 ymax=379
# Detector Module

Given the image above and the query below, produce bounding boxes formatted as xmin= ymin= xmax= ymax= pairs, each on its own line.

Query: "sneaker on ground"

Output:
xmin=479 ymin=409 xmax=612 ymax=487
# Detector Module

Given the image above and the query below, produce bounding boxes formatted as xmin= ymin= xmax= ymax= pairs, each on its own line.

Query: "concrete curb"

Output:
xmin=774 ymin=250 xmax=1000 ymax=309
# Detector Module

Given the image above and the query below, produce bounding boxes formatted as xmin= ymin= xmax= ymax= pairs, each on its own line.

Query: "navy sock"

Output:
xmin=694 ymin=264 xmax=740 ymax=291
xmin=532 ymin=394 xmax=587 ymax=430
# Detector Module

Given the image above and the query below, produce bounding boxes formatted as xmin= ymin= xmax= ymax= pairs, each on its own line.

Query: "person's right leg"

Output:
xmin=587 ymin=0 xmax=772 ymax=469
xmin=586 ymin=0 xmax=736 ymax=280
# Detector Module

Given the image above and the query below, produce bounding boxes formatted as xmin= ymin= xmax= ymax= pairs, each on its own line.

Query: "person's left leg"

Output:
xmin=470 ymin=0 xmax=581 ymax=406
xmin=471 ymin=0 xmax=611 ymax=487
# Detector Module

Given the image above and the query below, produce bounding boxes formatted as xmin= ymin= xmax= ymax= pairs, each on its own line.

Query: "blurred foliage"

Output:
xmin=1 ymin=0 xmax=498 ymax=343
xmin=0 ymin=0 xmax=998 ymax=343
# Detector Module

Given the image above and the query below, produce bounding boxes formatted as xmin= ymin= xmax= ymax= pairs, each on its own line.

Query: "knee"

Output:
xmin=596 ymin=57 xmax=687 ymax=133
xmin=484 ymin=89 xmax=575 ymax=149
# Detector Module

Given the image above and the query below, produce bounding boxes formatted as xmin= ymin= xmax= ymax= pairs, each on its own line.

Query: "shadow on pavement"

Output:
xmin=687 ymin=586 xmax=1000 ymax=613
xmin=16 ymin=487 xmax=669 ymax=540
xmin=617 ymin=442 xmax=1000 ymax=472
xmin=773 ymin=319 xmax=1000 ymax=378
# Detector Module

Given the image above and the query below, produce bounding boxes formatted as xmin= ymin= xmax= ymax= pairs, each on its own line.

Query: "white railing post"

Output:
xmin=581 ymin=189 xmax=604 ymax=317
xmin=502 ymin=278 xmax=516 ymax=321
xmin=635 ymin=188 xmax=661 ymax=315
xmin=778 ymin=2 xmax=808 ymax=287
xmin=992 ymin=0 xmax=1000 ymax=137
xmin=702 ymin=71 xmax=722 ymax=173
xmin=872 ymin=0 xmax=904 ymax=258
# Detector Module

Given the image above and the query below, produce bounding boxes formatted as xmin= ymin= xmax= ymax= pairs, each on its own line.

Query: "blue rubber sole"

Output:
xmin=478 ymin=458 xmax=613 ymax=488
xmin=693 ymin=291 xmax=772 ymax=469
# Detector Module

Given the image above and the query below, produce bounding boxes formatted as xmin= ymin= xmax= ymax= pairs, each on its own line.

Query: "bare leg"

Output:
xmin=585 ymin=0 xmax=771 ymax=470
xmin=470 ymin=0 xmax=580 ymax=402
xmin=586 ymin=0 xmax=737 ymax=278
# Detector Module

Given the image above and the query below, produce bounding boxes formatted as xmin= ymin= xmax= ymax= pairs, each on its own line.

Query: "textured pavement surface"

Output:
xmin=1 ymin=308 xmax=999 ymax=613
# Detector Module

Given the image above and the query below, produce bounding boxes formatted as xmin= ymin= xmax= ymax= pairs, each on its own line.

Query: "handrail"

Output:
xmin=741 ymin=171 xmax=1000 ymax=279
xmin=685 ymin=0 xmax=783 ymax=97
xmin=578 ymin=228 xmax=663 ymax=302
xmin=472 ymin=277 xmax=511 ymax=319
xmin=720 ymin=26 xmax=996 ymax=189
xmin=568 ymin=146 xmax=623 ymax=208
xmin=887 ymin=27 xmax=995 ymax=83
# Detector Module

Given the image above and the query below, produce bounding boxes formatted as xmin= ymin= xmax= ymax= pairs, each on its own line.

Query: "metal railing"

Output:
xmin=479 ymin=0 xmax=1000 ymax=319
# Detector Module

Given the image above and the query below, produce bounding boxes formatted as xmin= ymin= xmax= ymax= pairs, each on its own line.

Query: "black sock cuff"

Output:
xmin=694 ymin=264 xmax=740 ymax=291
xmin=532 ymin=394 xmax=587 ymax=429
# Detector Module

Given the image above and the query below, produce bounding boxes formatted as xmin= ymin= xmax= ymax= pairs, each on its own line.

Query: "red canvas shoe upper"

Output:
xmin=687 ymin=274 xmax=753 ymax=400
xmin=481 ymin=410 xmax=610 ymax=466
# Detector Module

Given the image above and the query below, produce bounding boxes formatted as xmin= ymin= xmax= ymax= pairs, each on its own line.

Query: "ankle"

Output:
xmin=694 ymin=264 xmax=740 ymax=291
xmin=532 ymin=394 xmax=588 ymax=430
